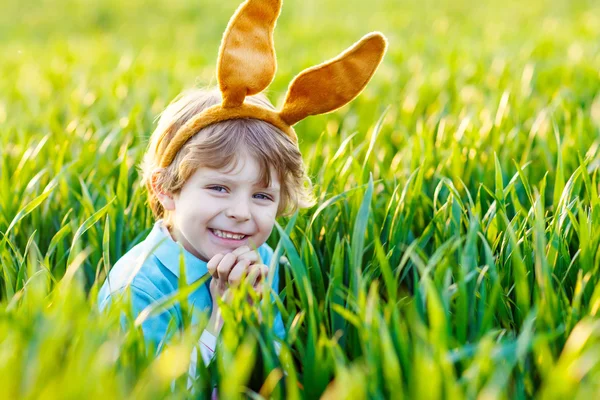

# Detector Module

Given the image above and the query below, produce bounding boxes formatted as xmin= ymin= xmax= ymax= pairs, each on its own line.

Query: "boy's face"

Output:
xmin=165 ymin=152 xmax=280 ymax=262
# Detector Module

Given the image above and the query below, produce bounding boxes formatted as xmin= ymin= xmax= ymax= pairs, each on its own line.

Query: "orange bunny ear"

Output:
xmin=279 ymin=32 xmax=387 ymax=126
xmin=217 ymin=0 xmax=282 ymax=108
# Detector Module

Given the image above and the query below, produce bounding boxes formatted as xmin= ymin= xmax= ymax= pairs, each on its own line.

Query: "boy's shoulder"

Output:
xmin=97 ymin=224 xmax=180 ymax=309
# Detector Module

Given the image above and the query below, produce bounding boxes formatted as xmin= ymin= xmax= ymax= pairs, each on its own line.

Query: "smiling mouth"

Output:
xmin=209 ymin=228 xmax=248 ymax=240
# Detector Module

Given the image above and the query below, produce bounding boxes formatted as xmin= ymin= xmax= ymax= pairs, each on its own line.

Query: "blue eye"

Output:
xmin=254 ymin=193 xmax=273 ymax=201
xmin=208 ymin=185 xmax=227 ymax=193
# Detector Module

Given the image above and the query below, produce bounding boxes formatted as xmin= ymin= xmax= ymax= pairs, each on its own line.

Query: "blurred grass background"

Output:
xmin=2 ymin=0 xmax=600 ymax=398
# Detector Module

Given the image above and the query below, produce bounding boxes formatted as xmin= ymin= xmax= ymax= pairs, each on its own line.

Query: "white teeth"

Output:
xmin=212 ymin=229 xmax=245 ymax=240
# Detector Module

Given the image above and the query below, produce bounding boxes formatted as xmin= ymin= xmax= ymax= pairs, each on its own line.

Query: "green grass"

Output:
xmin=2 ymin=0 xmax=600 ymax=397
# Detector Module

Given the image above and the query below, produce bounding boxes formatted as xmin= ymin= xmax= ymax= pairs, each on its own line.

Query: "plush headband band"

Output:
xmin=159 ymin=0 xmax=387 ymax=168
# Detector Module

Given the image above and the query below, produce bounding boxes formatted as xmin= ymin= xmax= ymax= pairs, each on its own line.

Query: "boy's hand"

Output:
xmin=207 ymin=246 xmax=259 ymax=285
xmin=207 ymin=246 xmax=269 ymax=298
xmin=206 ymin=248 xmax=269 ymax=335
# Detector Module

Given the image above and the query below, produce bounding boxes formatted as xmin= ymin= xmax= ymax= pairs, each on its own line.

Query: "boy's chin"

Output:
xmin=215 ymin=247 xmax=235 ymax=254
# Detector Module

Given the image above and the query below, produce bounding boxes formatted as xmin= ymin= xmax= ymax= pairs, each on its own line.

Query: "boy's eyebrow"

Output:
xmin=203 ymin=174 xmax=281 ymax=190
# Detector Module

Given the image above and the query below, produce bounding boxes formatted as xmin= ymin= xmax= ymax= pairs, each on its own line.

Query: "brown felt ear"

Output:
xmin=217 ymin=0 xmax=282 ymax=108
xmin=279 ymin=32 xmax=387 ymax=126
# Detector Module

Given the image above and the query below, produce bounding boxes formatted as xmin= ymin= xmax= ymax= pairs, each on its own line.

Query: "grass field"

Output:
xmin=2 ymin=0 xmax=600 ymax=398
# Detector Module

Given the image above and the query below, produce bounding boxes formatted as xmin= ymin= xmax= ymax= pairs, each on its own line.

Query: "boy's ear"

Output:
xmin=151 ymin=169 xmax=176 ymax=211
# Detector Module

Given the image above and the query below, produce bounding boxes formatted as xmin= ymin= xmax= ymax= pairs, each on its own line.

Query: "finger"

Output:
xmin=236 ymin=249 xmax=260 ymax=265
xmin=222 ymin=287 xmax=233 ymax=305
xmin=207 ymin=253 xmax=225 ymax=278
xmin=211 ymin=278 xmax=227 ymax=294
xmin=247 ymin=264 xmax=268 ymax=286
xmin=255 ymin=264 xmax=269 ymax=283
xmin=246 ymin=264 xmax=260 ymax=284
xmin=216 ymin=253 xmax=237 ymax=282
xmin=228 ymin=258 xmax=252 ymax=287
xmin=248 ymin=267 xmax=265 ymax=300
xmin=233 ymin=246 xmax=261 ymax=265
xmin=254 ymin=265 xmax=269 ymax=296
xmin=232 ymin=246 xmax=251 ymax=257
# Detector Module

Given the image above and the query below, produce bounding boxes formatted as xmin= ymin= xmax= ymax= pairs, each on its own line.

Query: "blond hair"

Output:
xmin=139 ymin=88 xmax=315 ymax=226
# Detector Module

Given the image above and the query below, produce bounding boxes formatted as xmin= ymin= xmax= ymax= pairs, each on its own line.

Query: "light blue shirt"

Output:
xmin=97 ymin=219 xmax=285 ymax=352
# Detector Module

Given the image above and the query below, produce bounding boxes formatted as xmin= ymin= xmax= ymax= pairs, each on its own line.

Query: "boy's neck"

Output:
xmin=160 ymin=221 xmax=174 ymax=240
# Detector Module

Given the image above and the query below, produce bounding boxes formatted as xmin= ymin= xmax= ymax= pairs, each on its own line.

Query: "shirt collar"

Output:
xmin=144 ymin=219 xmax=209 ymax=285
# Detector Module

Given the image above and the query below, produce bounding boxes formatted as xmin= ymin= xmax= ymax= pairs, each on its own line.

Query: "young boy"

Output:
xmin=98 ymin=0 xmax=386 ymax=371
xmin=98 ymin=88 xmax=313 ymax=364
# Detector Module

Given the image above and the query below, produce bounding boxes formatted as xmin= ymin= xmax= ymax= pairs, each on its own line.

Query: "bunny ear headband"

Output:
xmin=159 ymin=0 xmax=387 ymax=168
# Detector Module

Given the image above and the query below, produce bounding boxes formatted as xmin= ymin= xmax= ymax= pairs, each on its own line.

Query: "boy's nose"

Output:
xmin=225 ymin=200 xmax=251 ymax=221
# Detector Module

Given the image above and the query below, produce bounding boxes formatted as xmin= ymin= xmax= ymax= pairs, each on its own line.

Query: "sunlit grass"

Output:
xmin=2 ymin=0 xmax=600 ymax=398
